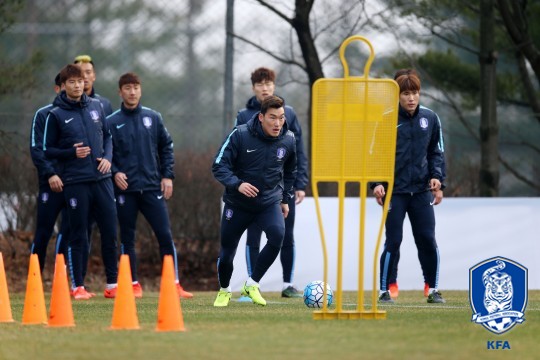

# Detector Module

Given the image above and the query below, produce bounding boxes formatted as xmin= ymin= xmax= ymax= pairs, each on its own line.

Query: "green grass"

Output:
xmin=1 ymin=290 xmax=539 ymax=360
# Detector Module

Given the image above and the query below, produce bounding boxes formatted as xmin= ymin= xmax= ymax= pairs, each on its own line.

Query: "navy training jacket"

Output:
xmin=43 ymin=91 xmax=112 ymax=185
xmin=108 ymin=103 xmax=175 ymax=193
xmin=213 ymin=116 xmax=297 ymax=212
xmin=391 ymin=104 xmax=445 ymax=194
xmin=30 ymin=103 xmax=58 ymax=186
xmin=235 ymin=96 xmax=308 ymax=191
xmin=89 ymin=87 xmax=113 ymax=116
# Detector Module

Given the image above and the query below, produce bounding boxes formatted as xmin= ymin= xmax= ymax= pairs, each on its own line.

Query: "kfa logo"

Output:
xmin=470 ymin=256 xmax=527 ymax=334
xmin=69 ymin=198 xmax=78 ymax=209
xmin=143 ymin=116 xmax=152 ymax=128
xmin=487 ymin=340 xmax=511 ymax=350
xmin=224 ymin=208 xmax=233 ymax=221
xmin=276 ymin=147 xmax=285 ymax=160
xmin=117 ymin=195 xmax=125 ymax=206
xmin=90 ymin=110 xmax=100 ymax=122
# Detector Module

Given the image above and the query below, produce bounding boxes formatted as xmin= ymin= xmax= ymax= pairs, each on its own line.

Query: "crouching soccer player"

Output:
xmin=212 ymin=96 xmax=297 ymax=307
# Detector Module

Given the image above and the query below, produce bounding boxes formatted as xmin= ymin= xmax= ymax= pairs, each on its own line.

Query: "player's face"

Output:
xmin=399 ymin=90 xmax=419 ymax=115
xmin=259 ymin=106 xmax=285 ymax=137
xmin=119 ymin=83 xmax=141 ymax=109
xmin=63 ymin=77 xmax=84 ymax=101
xmin=77 ymin=62 xmax=96 ymax=93
xmin=252 ymin=80 xmax=275 ymax=103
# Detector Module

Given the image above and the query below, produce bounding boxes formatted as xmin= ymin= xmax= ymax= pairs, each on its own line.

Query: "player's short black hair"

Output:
xmin=251 ymin=67 xmax=276 ymax=86
xmin=54 ymin=73 xmax=61 ymax=87
xmin=59 ymin=64 xmax=83 ymax=84
xmin=118 ymin=72 xmax=141 ymax=89
xmin=260 ymin=95 xmax=284 ymax=114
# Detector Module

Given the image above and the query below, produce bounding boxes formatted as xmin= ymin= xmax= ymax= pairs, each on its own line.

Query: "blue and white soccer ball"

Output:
xmin=303 ymin=280 xmax=333 ymax=308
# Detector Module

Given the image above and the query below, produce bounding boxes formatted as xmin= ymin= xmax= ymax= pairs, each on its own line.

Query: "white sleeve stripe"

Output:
xmin=215 ymin=128 xmax=237 ymax=164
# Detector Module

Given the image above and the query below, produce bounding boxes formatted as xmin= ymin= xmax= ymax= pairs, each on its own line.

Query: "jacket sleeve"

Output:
xmin=101 ymin=111 xmax=113 ymax=163
xmin=43 ymin=112 xmax=77 ymax=161
xmin=234 ymin=109 xmax=247 ymax=127
xmin=282 ymin=134 xmax=297 ymax=202
xmin=427 ymin=113 xmax=444 ymax=181
xmin=30 ymin=109 xmax=57 ymax=179
xmin=212 ymin=128 xmax=243 ymax=191
xmin=285 ymin=107 xmax=309 ymax=190
xmin=157 ymin=113 xmax=175 ymax=179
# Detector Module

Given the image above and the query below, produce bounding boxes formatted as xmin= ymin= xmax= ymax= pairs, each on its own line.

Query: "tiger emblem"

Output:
xmin=470 ymin=256 xmax=527 ymax=335
xmin=482 ymin=260 xmax=513 ymax=314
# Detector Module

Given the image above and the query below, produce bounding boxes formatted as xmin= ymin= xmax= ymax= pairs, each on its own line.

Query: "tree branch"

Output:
xmin=498 ymin=154 xmax=540 ymax=191
xmin=231 ymin=32 xmax=307 ymax=71
xmin=254 ymin=0 xmax=293 ymax=25
xmin=515 ymin=50 xmax=540 ymax=123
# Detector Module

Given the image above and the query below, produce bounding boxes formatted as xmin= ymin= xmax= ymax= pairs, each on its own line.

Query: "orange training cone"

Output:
xmin=48 ymin=254 xmax=75 ymax=327
xmin=156 ymin=255 xmax=185 ymax=332
xmin=0 ymin=252 xmax=14 ymax=323
xmin=22 ymin=254 xmax=47 ymax=325
xmin=110 ymin=254 xmax=139 ymax=330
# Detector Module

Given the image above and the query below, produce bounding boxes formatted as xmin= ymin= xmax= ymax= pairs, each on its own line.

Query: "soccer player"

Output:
xmin=212 ymin=96 xmax=297 ymax=307
xmin=73 ymin=54 xmax=113 ymax=286
xmin=235 ymin=67 xmax=308 ymax=298
xmin=383 ymin=68 xmax=447 ymax=299
xmin=107 ymin=72 xmax=193 ymax=299
xmin=29 ymin=73 xmax=69 ymax=272
xmin=373 ymin=71 xmax=446 ymax=304
xmin=43 ymin=64 xmax=118 ymax=300
xmin=74 ymin=54 xmax=113 ymax=116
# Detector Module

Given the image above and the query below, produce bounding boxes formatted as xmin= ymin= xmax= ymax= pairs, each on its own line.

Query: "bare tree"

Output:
xmin=479 ymin=0 xmax=499 ymax=196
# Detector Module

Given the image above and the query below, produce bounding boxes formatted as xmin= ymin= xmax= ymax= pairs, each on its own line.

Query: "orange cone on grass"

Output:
xmin=156 ymin=255 xmax=185 ymax=332
xmin=110 ymin=254 xmax=139 ymax=330
xmin=0 ymin=252 xmax=14 ymax=323
xmin=48 ymin=254 xmax=75 ymax=327
xmin=22 ymin=254 xmax=47 ymax=325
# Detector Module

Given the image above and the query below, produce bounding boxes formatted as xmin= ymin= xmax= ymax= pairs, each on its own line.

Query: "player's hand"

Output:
xmin=114 ymin=172 xmax=128 ymax=190
xmin=161 ymin=178 xmax=173 ymax=200
xmin=74 ymin=142 xmax=91 ymax=158
xmin=97 ymin=158 xmax=111 ymax=174
xmin=238 ymin=182 xmax=259 ymax=198
xmin=295 ymin=190 xmax=306 ymax=205
xmin=48 ymin=175 xmax=63 ymax=192
xmin=429 ymin=178 xmax=441 ymax=192
xmin=281 ymin=203 xmax=289 ymax=218
xmin=373 ymin=185 xmax=385 ymax=206
xmin=432 ymin=189 xmax=443 ymax=206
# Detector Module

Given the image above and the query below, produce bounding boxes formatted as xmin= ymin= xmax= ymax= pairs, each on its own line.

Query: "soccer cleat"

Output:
xmin=424 ymin=283 xmax=429 ymax=297
xmin=176 ymin=283 xmax=194 ymax=299
xmin=241 ymin=282 xmax=266 ymax=306
xmin=72 ymin=286 xmax=92 ymax=300
xmin=213 ymin=290 xmax=232 ymax=307
xmin=378 ymin=291 xmax=394 ymax=304
xmin=427 ymin=290 xmax=446 ymax=304
xmin=85 ymin=286 xmax=96 ymax=298
xmin=389 ymin=283 xmax=399 ymax=299
xmin=103 ymin=287 xmax=118 ymax=299
xmin=133 ymin=283 xmax=143 ymax=298
xmin=281 ymin=285 xmax=303 ymax=298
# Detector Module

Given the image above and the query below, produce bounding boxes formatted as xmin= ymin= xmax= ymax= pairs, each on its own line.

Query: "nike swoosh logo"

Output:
xmin=397 ymin=123 xmax=403 ymax=128
xmin=116 ymin=123 xmax=126 ymax=129
xmin=65 ymin=118 xmax=74 ymax=123
xmin=157 ymin=195 xmax=163 ymax=199
xmin=247 ymin=149 xmax=257 ymax=153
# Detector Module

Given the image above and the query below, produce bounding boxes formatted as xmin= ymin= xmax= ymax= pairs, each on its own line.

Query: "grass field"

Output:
xmin=1 ymin=290 xmax=538 ymax=360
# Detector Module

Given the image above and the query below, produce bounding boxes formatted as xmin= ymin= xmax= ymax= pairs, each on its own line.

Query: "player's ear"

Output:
xmin=258 ymin=112 xmax=264 ymax=122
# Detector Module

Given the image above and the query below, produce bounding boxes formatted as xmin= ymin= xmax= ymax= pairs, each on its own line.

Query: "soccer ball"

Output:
xmin=303 ymin=280 xmax=333 ymax=308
